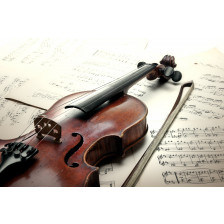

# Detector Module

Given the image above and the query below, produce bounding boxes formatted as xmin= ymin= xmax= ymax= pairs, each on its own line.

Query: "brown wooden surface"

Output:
xmin=0 ymin=91 xmax=148 ymax=187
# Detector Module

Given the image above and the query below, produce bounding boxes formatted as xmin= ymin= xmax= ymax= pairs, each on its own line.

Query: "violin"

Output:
xmin=0 ymin=55 xmax=182 ymax=186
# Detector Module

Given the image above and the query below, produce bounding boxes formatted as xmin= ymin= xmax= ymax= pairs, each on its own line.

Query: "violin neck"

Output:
xmin=65 ymin=63 xmax=157 ymax=113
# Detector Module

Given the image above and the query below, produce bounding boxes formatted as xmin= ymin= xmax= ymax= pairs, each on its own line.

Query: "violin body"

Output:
xmin=0 ymin=55 xmax=181 ymax=187
xmin=0 ymin=91 xmax=147 ymax=186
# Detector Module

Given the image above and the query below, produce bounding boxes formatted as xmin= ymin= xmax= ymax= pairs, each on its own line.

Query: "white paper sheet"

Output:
xmin=99 ymin=48 xmax=224 ymax=186
xmin=1 ymin=39 xmax=224 ymax=187
xmin=136 ymin=120 xmax=224 ymax=187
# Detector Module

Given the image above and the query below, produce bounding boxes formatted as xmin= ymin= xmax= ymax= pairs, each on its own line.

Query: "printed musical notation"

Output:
xmin=154 ymin=125 xmax=224 ymax=168
xmin=99 ymin=163 xmax=113 ymax=175
xmin=157 ymin=139 xmax=224 ymax=152
xmin=181 ymin=104 xmax=224 ymax=119
xmin=180 ymin=72 xmax=224 ymax=120
xmin=6 ymin=45 xmax=159 ymax=110
xmin=1 ymin=39 xmax=38 ymax=62
xmin=162 ymin=168 xmax=224 ymax=185
xmin=100 ymin=181 xmax=115 ymax=187
xmin=0 ymin=75 xmax=29 ymax=97
xmin=0 ymin=98 xmax=44 ymax=139
xmin=1 ymin=38 xmax=86 ymax=67
xmin=150 ymin=126 xmax=224 ymax=139
xmin=158 ymin=153 xmax=224 ymax=167
xmin=156 ymin=124 xmax=224 ymax=185
xmin=135 ymin=119 xmax=224 ymax=186
xmin=1 ymin=41 xmax=224 ymax=187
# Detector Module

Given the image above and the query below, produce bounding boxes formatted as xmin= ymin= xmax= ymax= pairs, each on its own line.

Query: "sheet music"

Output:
xmin=0 ymin=74 xmax=29 ymax=97
xmin=0 ymin=38 xmax=91 ymax=68
xmin=0 ymin=38 xmax=149 ymax=69
xmin=178 ymin=64 xmax=224 ymax=120
xmin=136 ymin=121 xmax=224 ymax=186
xmin=1 ymin=38 xmax=224 ymax=187
xmin=99 ymin=48 xmax=224 ymax=186
xmin=0 ymin=98 xmax=44 ymax=139
xmin=0 ymin=71 xmax=45 ymax=139
xmin=99 ymin=121 xmax=224 ymax=187
xmin=135 ymin=50 xmax=224 ymax=186
xmin=6 ymin=45 xmax=181 ymax=120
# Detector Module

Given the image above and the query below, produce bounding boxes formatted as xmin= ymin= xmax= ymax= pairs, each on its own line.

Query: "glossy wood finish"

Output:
xmin=0 ymin=91 xmax=148 ymax=186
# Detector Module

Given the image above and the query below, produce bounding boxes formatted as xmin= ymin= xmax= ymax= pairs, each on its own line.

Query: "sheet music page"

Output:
xmin=0 ymin=38 xmax=92 ymax=68
xmin=0 ymin=38 xmax=149 ymax=139
xmin=135 ymin=50 xmax=224 ymax=186
xmin=1 ymin=38 xmax=224 ymax=187
xmin=178 ymin=49 xmax=224 ymax=120
xmin=136 ymin=120 xmax=224 ymax=187
xmin=0 ymin=98 xmax=44 ymax=140
xmin=0 ymin=72 xmax=45 ymax=139
xmin=6 ymin=45 xmax=182 ymax=122
xmin=0 ymin=38 xmax=185 ymax=188
xmin=99 ymin=48 xmax=224 ymax=186
xmin=4 ymin=38 xmax=151 ymax=109
xmin=0 ymin=38 xmax=149 ymax=70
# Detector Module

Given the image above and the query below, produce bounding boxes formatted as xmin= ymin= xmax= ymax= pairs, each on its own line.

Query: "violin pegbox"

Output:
xmin=159 ymin=55 xmax=182 ymax=82
xmin=138 ymin=55 xmax=182 ymax=82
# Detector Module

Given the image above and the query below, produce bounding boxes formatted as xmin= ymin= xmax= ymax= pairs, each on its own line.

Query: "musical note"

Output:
xmin=2 ymin=41 xmax=224 ymax=187
xmin=6 ymin=45 xmax=159 ymax=109
xmin=159 ymin=139 xmax=224 ymax=152
xmin=100 ymin=180 xmax=115 ymax=187
xmin=137 ymin=120 xmax=224 ymax=186
xmin=151 ymin=126 xmax=224 ymax=139
xmin=0 ymin=75 xmax=30 ymax=97
xmin=180 ymin=69 xmax=224 ymax=119
xmin=0 ymin=98 xmax=44 ymax=139
xmin=99 ymin=163 xmax=114 ymax=175
xmin=158 ymin=153 xmax=224 ymax=167
xmin=162 ymin=168 xmax=224 ymax=185
xmin=1 ymin=38 xmax=86 ymax=67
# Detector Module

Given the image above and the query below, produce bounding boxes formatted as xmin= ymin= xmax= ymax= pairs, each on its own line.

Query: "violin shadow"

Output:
xmin=148 ymin=78 xmax=180 ymax=92
xmin=98 ymin=136 xmax=147 ymax=167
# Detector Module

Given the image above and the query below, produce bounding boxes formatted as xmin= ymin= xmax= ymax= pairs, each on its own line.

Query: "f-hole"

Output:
xmin=64 ymin=133 xmax=83 ymax=168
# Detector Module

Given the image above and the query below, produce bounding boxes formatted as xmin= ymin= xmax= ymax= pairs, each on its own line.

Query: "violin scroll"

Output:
xmin=160 ymin=55 xmax=176 ymax=68
xmin=138 ymin=55 xmax=182 ymax=82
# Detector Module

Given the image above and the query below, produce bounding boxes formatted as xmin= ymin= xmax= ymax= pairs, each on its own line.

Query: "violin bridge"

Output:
xmin=34 ymin=116 xmax=62 ymax=143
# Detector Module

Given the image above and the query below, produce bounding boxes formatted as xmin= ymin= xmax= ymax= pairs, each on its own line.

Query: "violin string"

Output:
xmin=28 ymin=67 xmax=145 ymax=147
xmin=21 ymin=132 xmax=37 ymax=141
xmin=42 ymin=91 xmax=90 ymax=115
xmin=33 ymin=123 xmax=59 ymax=148
xmin=26 ymin=108 xmax=74 ymax=145
xmin=14 ymin=114 xmax=45 ymax=143
xmin=17 ymin=90 xmax=90 ymax=139
xmin=15 ymin=92 xmax=87 ymax=143
xmin=16 ymin=88 xmax=114 ymax=144
xmin=17 ymin=107 xmax=68 ymax=144
xmin=20 ymin=116 xmax=45 ymax=142
xmin=18 ymin=114 xmax=45 ymax=141
xmin=34 ymin=66 xmax=140 ymax=116
xmin=30 ymin=112 xmax=72 ymax=148
xmin=15 ymin=66 xmax=145 ymax=144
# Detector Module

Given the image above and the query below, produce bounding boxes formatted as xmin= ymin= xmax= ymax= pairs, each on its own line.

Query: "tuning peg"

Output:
xmin=163 ymin=66 xmax=174 ymax=77
xmin=137 ymin=62 xmax=146 ymax=68
xmin=161 ymin=66 xmax=182 ymax=82
xmin=137 ymin=55 xmax=182 ymax=83
xmin=171 ymin=71 xmax=182 ymax=82
xmin=158 ymin=55 xmax=182 ymax=82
